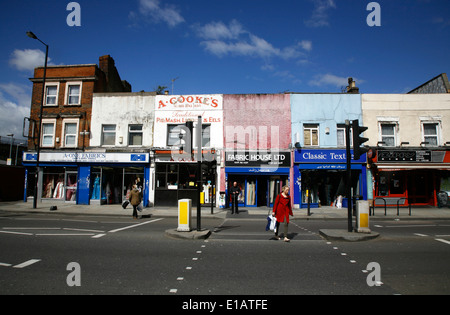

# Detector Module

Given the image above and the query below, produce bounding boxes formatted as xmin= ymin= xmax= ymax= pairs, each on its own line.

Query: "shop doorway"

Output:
xmin=227 ymin=175 xmax=289 ymax=208
xmin=65 ymin=171 xmax=78 ymax=202
xmin=300 ymin=170 xmax=360 ymax=207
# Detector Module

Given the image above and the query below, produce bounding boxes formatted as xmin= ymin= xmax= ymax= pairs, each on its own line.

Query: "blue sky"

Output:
xmin=0 ymin=0 xmax=449 ymax=138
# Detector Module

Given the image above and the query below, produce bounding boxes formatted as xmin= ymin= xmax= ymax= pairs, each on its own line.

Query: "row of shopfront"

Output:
xmin=23 ymin=148 xmax=450 ymax=209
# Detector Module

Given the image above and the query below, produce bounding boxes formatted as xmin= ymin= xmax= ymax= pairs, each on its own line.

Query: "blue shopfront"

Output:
xmin=23 ymin=152 xmax=150 ymax=207
xmin=293 ymin=149 xmax=367 ymax=208
xmin=225 ymin=151 xmax=291 ymax=208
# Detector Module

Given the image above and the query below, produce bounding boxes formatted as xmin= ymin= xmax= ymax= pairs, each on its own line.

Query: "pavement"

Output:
xmin=2 ymin=201 xmax=450 ymax=241
xmin=1 ymin=200 xmax=450 ymax=219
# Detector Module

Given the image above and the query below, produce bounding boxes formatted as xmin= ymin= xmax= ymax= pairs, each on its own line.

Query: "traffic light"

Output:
xmin=352 ymin=119 xmax=369 ymax=160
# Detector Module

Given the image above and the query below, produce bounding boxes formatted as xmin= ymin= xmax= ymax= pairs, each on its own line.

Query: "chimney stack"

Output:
xmin=346 ymin=77 xmax=359 ymax=94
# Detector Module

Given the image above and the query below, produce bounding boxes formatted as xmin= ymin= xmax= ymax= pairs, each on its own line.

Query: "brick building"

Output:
xmin=27 ymin=55 xmax=131 ymax=151
xmin=23 ymin=55 xmax=132 ymax=205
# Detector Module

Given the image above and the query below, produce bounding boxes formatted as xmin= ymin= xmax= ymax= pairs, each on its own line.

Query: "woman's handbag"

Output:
xmin=266 ymin=208 xmax=277 ymax=232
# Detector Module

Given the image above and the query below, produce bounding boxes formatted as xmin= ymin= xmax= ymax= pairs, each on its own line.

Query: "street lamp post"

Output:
xmin=27 ymin=31 xmax=49 ymax=209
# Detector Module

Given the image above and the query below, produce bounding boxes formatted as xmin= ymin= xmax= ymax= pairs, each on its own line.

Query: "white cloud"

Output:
xmin=137 ymin=0 xmax=185 ymax=27
xmin=195 ymin=19 xmax=244 ymax=40
xmin=299 ymin=40 xmax=313 ymax=52
xmin=195 ymin=20 xmax=312 ymax=61
xmin=0 ymin=83 xmax=31 ymax=139
xmin=9 ymin=49 xmax=51 ymax=72
xmin=309 ymin=73 xmax=354 ymax=88
xmin=305 ymin=0 xmax=336 ymax=27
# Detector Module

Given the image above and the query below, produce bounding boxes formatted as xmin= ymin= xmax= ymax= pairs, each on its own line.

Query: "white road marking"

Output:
xmin=63 ymin=228 xmax=105 ymax=233
xmin=385 ymin=225 xmax=437 ymax=228
xmin=414 ymin=233 xmax=429 ymax=237
xmin=3 ymin=227 xmax=60 ymax=230
xmin=108 ymin=218 xmax=164 ymax=233
xmin=0 ymin=263 xmax=12 ymax=267
xmin=13 ymin=259 xmax=41 ymax=269
xmin=36 ymin=233 xmax=95 ymax=236
xmin=0 ymin=230 xmax=33 ymax=236
xmin=92 ymin=234 xmax=106 ymax=239
xmin=435 ymin=238 xmax=450 ymax=245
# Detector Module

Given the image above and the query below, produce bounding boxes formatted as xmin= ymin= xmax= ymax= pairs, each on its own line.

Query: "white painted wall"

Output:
xmin=90 ymin=93 xmax=155 ymax=148
xmin=362 ymin=94 xmax=450 ymax=147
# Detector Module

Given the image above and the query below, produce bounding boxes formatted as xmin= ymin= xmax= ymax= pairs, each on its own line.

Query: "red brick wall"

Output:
xmin=27 ymin=56 xmax=130 ymax=151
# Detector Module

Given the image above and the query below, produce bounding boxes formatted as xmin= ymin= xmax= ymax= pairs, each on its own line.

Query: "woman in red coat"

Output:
xmin=272 ymin=185 xmax=294 ymax=242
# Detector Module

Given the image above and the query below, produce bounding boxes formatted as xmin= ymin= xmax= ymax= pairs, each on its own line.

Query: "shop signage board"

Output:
xmin=225 ymin=151 xmax=291 ymax=167
xmin=156 ymin=95 xmax=223 ymax=111
xmin=377 ymin=150 xmax=432 ymax=162
xmin=294 ymin=149 xmax=366 ymax=164
xmin=23 ymin=152 xmax=149 ymax=164
xmin=153 ymin=94 xmax=223 ymax=149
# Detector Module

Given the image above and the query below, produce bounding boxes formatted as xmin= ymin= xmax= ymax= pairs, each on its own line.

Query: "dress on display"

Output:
xmin=92 ymin=176 xmax=100 ymax=199
xmin=53 ymin=180 xmax=64 ymax=199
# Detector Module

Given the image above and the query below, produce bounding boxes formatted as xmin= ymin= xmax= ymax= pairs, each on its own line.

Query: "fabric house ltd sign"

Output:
xmin=225 ymin=151 xmax=291 ymax=167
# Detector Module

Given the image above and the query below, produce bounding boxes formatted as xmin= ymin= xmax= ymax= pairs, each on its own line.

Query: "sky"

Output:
xmin=0 ymin=0 xmax=449 ymax=139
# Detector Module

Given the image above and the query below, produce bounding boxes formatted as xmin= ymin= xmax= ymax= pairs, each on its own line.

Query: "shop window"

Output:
xmin=65 ymin=172 xmax=78 ymax=202
xmin=101 ymin=125 xmax=116 ymax=146
xmin=378 ymin=172 xmax=405 ymax=197
xmin=42 ymin=169 xmax=65 ymax=199
xmin=423 ymin=123 xmax=439 ymax=146
xmin=303 ymin=124 xmax=319 ymax=146
xmin=41 ymin=167 xmax=78 ymax=201
xmin=179 ymin=163 xmax=197 ymax=189
xmin=380 ymin=123 xmax=396 ymax=147
xmin=128 ymin=125 xmax=143 ymax=146
xmin=90 ymin=168 xmax=101 ymax=200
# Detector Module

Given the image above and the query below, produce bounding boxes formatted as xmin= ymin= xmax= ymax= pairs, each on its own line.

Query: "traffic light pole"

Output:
xmin=345 ymin=120 xmax=353 ymax=232
xmin=196 ymin=116 xmax=202 ymax=232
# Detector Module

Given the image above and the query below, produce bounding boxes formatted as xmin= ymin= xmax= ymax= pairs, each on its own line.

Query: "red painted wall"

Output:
xmin=223 ymin=94 xmax=291 ymax=150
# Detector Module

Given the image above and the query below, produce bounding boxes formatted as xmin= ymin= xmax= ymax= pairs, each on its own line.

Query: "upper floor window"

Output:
xmin=44 ymin=83 xmax=59 ymax=106
xmin=303 ymin=124 xmax=319 ymax=146
xmin=167 ymin=124 xmax=184 ymax=147
xmin=423 ymin=122 xmax=439 ymax=146
xmin=65 ymin=82 xmax=82 ymax=105
xmin=380 ymin=123 xmax=397 ymax=147
xmin=129 ymin=125 xmax=143 ymax=146
xmin=41 ymin=119 xmax=56 ymax=147
xmin=101 ymin=125 xmax=116 ymax=146
xmin=337 ymin=125 xmax=353 ymax=147
xmin=202 ymin=124 xmax=211 ymax=147
xmin=62 ymin=119 xmax=79 ymax=148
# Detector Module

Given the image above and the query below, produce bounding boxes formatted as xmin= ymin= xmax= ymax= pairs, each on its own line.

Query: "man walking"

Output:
xmin=129 ymin=184 xmax=142 ymax=219
xmin=230 ymin=182 xmax=241 ymax=214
